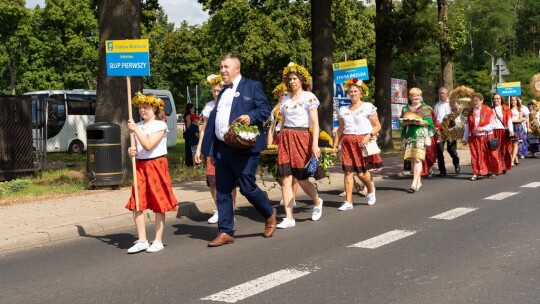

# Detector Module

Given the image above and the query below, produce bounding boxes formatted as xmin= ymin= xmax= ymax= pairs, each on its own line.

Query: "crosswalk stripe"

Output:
xmin=348 ymin=230 xmax=417 ymax=249
xmin=430 ymin=207 xmax=477 ymax=220
xmin=201 ymin=267 xmax=312 ymax=303
xmin=484 ymin=192 xmax=519 ymax=200
xmin=521 ymin=182 xmax=540 ymax=188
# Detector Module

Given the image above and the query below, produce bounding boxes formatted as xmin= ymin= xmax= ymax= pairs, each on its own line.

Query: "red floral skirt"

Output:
xmin=493 ymin=129 xmax=512 ymax=173
xmin=421 ymin=135 xmax=437 ymax=176
xmin=278 ymin=128 xmax=325 ymax=180
xmin=125 ymin=156 xmax=178 ymax=213
xmin=340 ymin=134 xmax=383 ymax=173
xmin=469 ymin=135 xmax=499 ymax=176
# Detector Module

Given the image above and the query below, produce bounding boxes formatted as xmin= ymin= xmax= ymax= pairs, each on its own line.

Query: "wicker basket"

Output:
xmin=224 ymin=126 xmax=257 ymax=149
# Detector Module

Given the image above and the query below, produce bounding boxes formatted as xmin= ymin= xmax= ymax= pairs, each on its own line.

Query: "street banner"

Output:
xmin=106 ymin=39 xmax=150 ymax=76
xmin=390 ymin=78 xmax=408 ymax=130
xmin=497 ymin=82 xmax=521 ymax=97
xmin=332 ymin=59 xmax=369 ymax=128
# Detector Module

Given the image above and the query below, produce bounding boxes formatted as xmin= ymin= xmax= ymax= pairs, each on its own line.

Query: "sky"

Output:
xmin=25 ymin=0 xmax=209 ymax=26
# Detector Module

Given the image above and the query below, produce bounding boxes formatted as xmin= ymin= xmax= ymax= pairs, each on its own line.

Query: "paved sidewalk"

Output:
xmin=0 ymin=149 xmax=471 ymax=252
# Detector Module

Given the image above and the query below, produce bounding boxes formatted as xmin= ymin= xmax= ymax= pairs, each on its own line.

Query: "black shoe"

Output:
xmin=438 ymin=172 xmax=447 ymax=177
xmin=455 ymin=165 xmax=461 ymax=174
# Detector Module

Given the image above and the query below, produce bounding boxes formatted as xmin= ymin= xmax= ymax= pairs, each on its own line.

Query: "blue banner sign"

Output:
xmin=332 ymin=59 xmax=369 ymax=83
xmin=106 ymin=39 xmax=150 ymax=76
xmin=497 ymin=82 xmax=521 ymax=97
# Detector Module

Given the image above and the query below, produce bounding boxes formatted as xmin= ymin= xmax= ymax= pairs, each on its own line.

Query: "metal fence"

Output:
xmin=0 ymin=95 xmax=88 ymax=181
xmin=0 ymin=96 xmax=35 ymax=181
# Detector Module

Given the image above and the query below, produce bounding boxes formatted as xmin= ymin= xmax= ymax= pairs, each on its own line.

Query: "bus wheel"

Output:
xmin=68 ymin=140 xmax=84 ymax=154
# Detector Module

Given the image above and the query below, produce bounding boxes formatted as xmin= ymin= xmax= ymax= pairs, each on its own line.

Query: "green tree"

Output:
xmin=515 ymin=0 xmax=540 ymax=56
xmin=0 ymin=0 xmax=30 ymax=94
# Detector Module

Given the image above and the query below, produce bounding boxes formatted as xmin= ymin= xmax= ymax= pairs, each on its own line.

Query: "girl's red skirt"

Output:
xmin=340 ymin=134 xmax=383 ymax=173
xmin=125 ymin=156 xmax=178 ymax=213
xmin=277 ymin=128 xmax=325 ymax=180
xmin=468 ymin=135 xmax=499 ymax=176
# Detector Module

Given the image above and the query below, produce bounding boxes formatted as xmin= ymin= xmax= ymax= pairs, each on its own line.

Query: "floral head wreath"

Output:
xmin=344 ymin=78 xmax=369 ymax=96
xmin=272 ymin=82 xmax=289 ymax=100
xmin=282 ymin=62 xmax=312 ymax=84
xmin=206 ymin=74 xmax=224 ymax=86
xmin=131 ymin=92 xmax=165 ymax=110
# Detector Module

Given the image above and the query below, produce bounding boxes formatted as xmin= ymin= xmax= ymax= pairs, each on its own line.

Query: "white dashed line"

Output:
xmin=521 ymin=182 xmax=540 ymax=188
xmin=484 ymin=192 xmax=519 ymax=200
xmin=348 ymin=230 xmax=418 ymax=249
xmin=201 ymin=267 xmax=312 ymax=303
xmin=430 ymin=207 xmax=477 ymax=220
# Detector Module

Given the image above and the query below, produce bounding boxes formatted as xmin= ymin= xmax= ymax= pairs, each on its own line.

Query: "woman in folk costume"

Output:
xmin=510 ymin=96 xmax=527 ymax=165
xmin=267 ymin=83 xmax=299 ymax=207
xmin=462 ymin=93 xmax=498 ymax=181
xmin=527 ymin=100 xmax=540 ymax=157
xmin=400 ymin=87 xmax=435 ymax=193
xmin=194 ymin=74 xmax=237 ymax=224
xmin=277 ymin=62 xmax=324 ymax=229
xmin=491 ymin=93 xmax=514 ymax=174
xmin=332 ymin=78 xmax=382 ymax=210
xmin=126 ymin=92 xmax=178 ymax=253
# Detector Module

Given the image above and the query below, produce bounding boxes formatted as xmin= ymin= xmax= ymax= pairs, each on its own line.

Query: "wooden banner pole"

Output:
xmin=127 ymin=76 xmax=140 ymax=211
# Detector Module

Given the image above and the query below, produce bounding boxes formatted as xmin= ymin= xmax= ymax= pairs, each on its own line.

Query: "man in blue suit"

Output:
xmin=201 ymin=54 xmax=277 ymax=247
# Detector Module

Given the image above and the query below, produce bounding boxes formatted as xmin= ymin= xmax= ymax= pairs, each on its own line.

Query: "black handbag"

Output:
xmin=486 ymin=132 xmax=499 ymax=150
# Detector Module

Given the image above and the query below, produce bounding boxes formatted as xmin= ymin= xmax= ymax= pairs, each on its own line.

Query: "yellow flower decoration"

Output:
xmin=308 ymin=127 xmax=334 ymax=147
xmin=131 ymin=92 xmax=165 ymax=110
xmin=282 ymin=62 xmax=312 ymax=84
xmin=206 ymin=74 xmax=224 ymax=86
xmin=344 ymin=78 xmax=369 ymax=96
xmin=272 ymin=82 xmax=289 ymax=100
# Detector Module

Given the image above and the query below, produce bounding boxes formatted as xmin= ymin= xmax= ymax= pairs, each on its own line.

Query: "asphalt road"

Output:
xmin=1 ymin=159 xmax=540 ymax=304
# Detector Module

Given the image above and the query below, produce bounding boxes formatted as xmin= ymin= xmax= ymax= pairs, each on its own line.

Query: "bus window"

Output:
xmin=47 ymin=98 xmax=66 ymax=139
xmin=66 ymin=94 xmax=97 ymax=115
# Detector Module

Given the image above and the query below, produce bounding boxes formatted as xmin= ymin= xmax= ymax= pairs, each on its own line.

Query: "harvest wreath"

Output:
xmin=259 ymin=130 xmax=338 ymax=183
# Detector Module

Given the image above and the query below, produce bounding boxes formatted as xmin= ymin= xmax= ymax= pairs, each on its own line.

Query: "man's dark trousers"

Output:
xmin=436 ymin=140 xmax=459 ymax=174
xmin=214 ymin=142 xmax=273 ymax=236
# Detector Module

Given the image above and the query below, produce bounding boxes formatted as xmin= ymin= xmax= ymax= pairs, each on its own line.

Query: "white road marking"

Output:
xmin=484 ymin=192 xmax=519 ymax=200
xmin=348 ymin=230 xmax=418 ymax=249
xmin=521 ymin=182 xmax=540 ymax=188
xmin=201 ymin=267 xmax=312 ymax=303
xmin=430 ymin=207 xmax=477 ymax=220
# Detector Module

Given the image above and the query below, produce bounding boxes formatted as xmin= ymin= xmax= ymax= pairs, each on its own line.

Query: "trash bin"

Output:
xmin=86 ymin=122 xmax=122 ymax=187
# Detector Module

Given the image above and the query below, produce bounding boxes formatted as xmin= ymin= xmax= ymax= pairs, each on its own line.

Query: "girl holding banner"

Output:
xmin=125 ymin=92 xmax=178 ymax=253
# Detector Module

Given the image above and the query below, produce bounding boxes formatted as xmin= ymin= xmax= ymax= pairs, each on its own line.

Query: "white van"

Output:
xmin=143 ymin=89 xmax=178 ymax=147
xmin=25 ymin=89 xmax=178 ymax=153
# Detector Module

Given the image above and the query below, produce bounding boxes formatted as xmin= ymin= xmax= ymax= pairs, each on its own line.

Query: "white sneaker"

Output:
xmin=279 ymin=200 xmax=297 ymax=206
xmin=276 ymin=218 xmax=296 ymax=229
xmin=312 ymin=198 xmax=323 ymax=221
xmin=367 ymin=193 xmax=376 ymax=206
xmin=127 ymin=240 xmax=149 ymax=253
xmin=338 ymin=202 xmax=353 ymax=211
xmin=208 ymin=210 xmax=219 ymax=224
xmin=146 ymin=241 xmax=164 ymax=253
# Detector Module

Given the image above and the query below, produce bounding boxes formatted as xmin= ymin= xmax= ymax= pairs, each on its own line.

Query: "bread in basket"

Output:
xmin=223 ymin=121 xmax=260 ymax=149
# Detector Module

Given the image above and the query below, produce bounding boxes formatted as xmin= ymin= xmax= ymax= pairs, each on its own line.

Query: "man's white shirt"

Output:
xmin=215 ymin=75 xmax=242 ymax=141
xmin=434 ymin=99 xmax=461 ymax=125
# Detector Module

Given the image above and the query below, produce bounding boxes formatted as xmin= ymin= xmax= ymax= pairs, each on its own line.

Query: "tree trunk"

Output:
xmin=374 ymin=0 xmax=393 ymax=150
xmin=438 ymin=0 xmax=454 ymax=90
xmin=311 ymin=0 xmax=334 ymax=135
xmin=96 ymin=0 xmax=142 ymax=178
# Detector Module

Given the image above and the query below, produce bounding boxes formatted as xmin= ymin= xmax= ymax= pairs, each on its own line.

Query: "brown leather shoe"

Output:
xmin=208 ymin=232 xmax=234 ymax=247
xmin=264 ymin=208 xmax=277 ymax=238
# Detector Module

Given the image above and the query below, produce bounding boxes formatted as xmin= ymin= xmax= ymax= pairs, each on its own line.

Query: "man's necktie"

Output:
xmin=223 ymin=83 xmax=233 ymax=90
